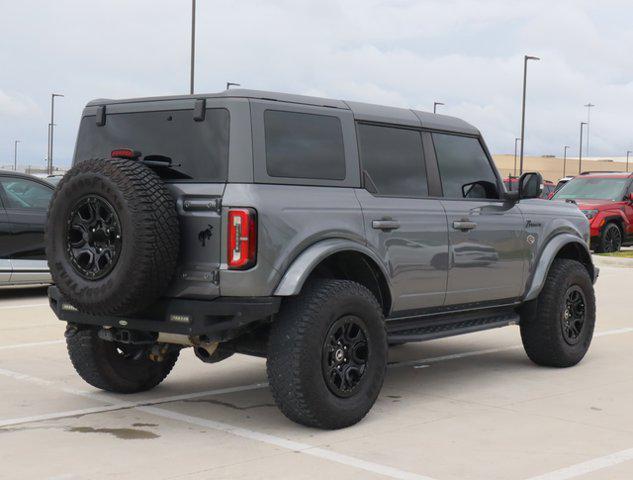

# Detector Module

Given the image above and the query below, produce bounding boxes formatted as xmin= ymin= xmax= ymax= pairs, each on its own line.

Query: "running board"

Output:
xmin=386 ymin=307 xmax=519 ymax=343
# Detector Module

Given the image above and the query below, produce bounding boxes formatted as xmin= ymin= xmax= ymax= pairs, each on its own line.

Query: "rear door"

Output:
xmin=0 ymin=190 xmax=11 ymax=283
xmin=355 ymin=123 xmax=448 ymax=312
xmin=0 ymin=175 xmax=53 ymax=284
xmin=431 ymin=133 xmax=526 ymax=306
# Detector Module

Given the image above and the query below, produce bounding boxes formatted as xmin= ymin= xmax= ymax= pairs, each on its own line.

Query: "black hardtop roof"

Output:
xmin=86 ymin=89 xmax=479 ymax=135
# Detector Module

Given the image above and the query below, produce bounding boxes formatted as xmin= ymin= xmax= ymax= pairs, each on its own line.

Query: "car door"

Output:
xmin=0 ymin=190 xmax=11 ymax=283
xmin=355 ymin=123 xmax=448 ymax=313
xmin=431 ymin=132 xmax=526 ymax=306
xmin=0 ymin=175 xmax=53 ymax=283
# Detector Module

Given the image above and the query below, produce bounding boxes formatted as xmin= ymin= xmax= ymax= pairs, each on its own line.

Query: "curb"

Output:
xmin=592 ymin=254 xmax=633 ymax=269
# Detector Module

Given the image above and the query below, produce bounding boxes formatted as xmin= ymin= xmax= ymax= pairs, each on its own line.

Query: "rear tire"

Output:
xmin=520 ymin=259 xmax=595 ymax=367
xmin=595 ymin=222 xmax=622 ymax=253
xmin=267 ymin=279 xmax=387 ymax=429
xmin=66 ymin=325 xmax=179 ymax=393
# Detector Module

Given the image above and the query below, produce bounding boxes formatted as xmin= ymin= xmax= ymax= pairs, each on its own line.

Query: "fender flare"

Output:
xmin=274 ymin=238 xmax=392 ymax=297
xmin=524 ymin=233 xmax=595 ymax=301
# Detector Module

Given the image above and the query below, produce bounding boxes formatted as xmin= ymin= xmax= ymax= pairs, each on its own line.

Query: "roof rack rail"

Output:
xmin=579 ymin=171 xmax=631 ymax=175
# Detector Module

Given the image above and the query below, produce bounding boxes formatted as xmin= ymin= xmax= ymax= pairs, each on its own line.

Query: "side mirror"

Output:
xmin=518 ymin=172 xmax=543 ymax=199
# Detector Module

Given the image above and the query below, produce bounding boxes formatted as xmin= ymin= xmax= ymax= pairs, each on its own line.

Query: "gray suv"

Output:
xmin=47 ymin=89 xmax=597 ymax=429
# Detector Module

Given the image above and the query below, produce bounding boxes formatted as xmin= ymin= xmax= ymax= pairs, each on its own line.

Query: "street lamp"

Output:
xmin=584 ymin=102 xmax=595 ymax=157
xmin=578 ymin=122 xmax=587 ymax=174
xmin=433 ymin=102 xmax=444 ymax=114
xmin=563 ymin=145 xmax=570 ymax=177
xmin=48 ymin=93 xmax=63 ymax=175
xmin=190 ymin=0 xmax=196 ymax=94
xmin=627 ymin=150 xmax=632 ymax=172
xmin=14 ymin=140 xmax=20 ymax=171
xmin=513 ymin=137 xmax=521 ymax=176
xmin=519 ymin=55 xmax=540 ymax=175
xmin=226 ymin=82 xmax=241 ymax=90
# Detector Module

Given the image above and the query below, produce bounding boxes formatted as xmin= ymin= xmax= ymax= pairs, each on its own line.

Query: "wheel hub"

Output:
xmin=66 ymin=195 xmax=122 ymax=280
xmin=561 ymin=285 xmax=586 ymax=346
xmin=322 ymin=315 xmax=370 ymax=398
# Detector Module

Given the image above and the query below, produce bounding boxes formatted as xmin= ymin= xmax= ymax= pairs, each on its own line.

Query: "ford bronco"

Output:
xmin=47 ymin=89 xmax=597 ymax=429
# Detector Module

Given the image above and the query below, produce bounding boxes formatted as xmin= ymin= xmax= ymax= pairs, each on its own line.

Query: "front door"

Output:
xmin=355 ymin=123 xmax=448 ymax=313
xmin=431 ymin=132 xmax=526 ymax=306
xmin=0 ymin=195 xmax=10 ymax=283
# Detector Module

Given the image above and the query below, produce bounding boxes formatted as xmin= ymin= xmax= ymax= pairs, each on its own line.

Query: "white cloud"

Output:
xmin=1 ymin=0 xmax=632 ymax=166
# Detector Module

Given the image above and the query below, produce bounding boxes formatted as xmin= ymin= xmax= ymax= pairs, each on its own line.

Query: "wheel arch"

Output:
xmin=524 ymin=233 xmax=595 ymax=302
xmin=273 ymin=239 xmax=393 ymax=315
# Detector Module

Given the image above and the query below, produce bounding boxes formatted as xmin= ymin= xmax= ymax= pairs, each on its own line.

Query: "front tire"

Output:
xmin=267 ymin=280 xmax=387 ymax=429
xmin=66 ymin=325 xmax=179 ymax=393
xmin=520 ymin=259 xmax=595 ymax=367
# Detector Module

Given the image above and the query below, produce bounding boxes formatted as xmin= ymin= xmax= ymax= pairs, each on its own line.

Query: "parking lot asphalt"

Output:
xmin=1 ymin=265 xmax=632 ymax=480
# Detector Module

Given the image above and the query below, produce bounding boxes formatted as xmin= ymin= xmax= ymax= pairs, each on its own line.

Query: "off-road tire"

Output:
xmin=66 ymin=325 xmax=179 ymax=393
xmin=267 ymin=279 xmax=387 ymax=429
xmin=520 ymin=259 xmax=595 ymax=367
xmin=46 ymin=158 xmax=179 ymax=316
xmin=595 ymin=222 xmax=622 ymax=253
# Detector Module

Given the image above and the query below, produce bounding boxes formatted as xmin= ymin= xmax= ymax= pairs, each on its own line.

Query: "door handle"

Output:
xmin=452 ymin=220 xmax=477 ymax=231
xmin=372 ymin=220 xmax=400 ymax=231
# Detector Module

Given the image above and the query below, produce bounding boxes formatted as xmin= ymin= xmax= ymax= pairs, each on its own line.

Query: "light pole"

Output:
xmin=627 ymin=150 xmax=631 ymax=172
xmin=226 ymin=82 xmax=241 ymax=90
xmin=190 ymin=0 xmax=196 ymax=94
xmin=584 ymin=102 xmax=595 ymax=157
xmin=48 ymin=93 xmax=63 ymax=175
xmin=433 ymin=102 xmax=444 ymax=114
xmin=578 ymin=122 xmax=587 ymax=174
xmin=513 ymin=137 xmax=521 ymax=176
xmin=519 ymin=55 xmax=540 ymax=175
xmin=563 ymin=145 xmax=570 ymax=177
xmin=13 ymin=140 xmax=20 ymax=171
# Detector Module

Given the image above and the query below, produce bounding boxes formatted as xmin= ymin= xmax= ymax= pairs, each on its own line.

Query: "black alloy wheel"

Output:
xmin=603 ymin=224 xmax=622 ymax=252
xmin=322 ymin=315 xmax=370 ymax=398
xmin=561 ymin=285 xmax=586 ymax=346
xmin=67 ymin=195 xmax=122 ymax=280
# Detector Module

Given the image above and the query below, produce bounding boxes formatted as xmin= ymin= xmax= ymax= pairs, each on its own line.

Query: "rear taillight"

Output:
xmin=227 ymin=208 xmax=257 ymax=269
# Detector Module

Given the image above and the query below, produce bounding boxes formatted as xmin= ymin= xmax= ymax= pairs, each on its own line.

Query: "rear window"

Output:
xmin=264 ymin=110 xmax=345 ymax=180
xmin=357 ymin=123 xmax=427 ymax=197
xmin=74 ymin=108 xmax=230 ymax=181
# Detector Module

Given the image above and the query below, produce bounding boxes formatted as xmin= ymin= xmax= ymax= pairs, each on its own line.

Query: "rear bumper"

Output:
xmin=48 ymin=286 xmax=280 ymax=341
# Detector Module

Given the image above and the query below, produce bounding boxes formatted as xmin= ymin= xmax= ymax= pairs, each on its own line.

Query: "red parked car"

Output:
xmin=504 ymin=177 xmax=555 ymax=198
xmin=550 ymin=171 xmax=633 ymax=252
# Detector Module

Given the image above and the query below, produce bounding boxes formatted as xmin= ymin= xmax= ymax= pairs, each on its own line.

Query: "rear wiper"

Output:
xmin=141 ymin=155 xmax=192 ymax=180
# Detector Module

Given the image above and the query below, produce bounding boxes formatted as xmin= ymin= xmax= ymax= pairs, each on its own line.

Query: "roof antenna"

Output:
xmin=226 ymin=82 xmax=241 ymax=90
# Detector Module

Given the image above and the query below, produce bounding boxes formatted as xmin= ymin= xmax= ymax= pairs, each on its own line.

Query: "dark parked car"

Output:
xmin=0 ymin=171 xmax=53 ymax=286
xmin=504 ymin=176 xmax=555 ymax=198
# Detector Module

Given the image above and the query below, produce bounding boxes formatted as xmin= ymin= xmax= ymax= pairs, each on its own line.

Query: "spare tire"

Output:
xmin=46 ymin=158 xmax=180 ymax=316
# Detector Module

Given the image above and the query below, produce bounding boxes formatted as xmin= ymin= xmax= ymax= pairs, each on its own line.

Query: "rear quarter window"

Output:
xmin=264 ymin=110 xmax=346 ymax=180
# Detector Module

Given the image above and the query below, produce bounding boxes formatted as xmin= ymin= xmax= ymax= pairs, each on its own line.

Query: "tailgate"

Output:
xmin=164 ymin=183 xmax=225 ymax=299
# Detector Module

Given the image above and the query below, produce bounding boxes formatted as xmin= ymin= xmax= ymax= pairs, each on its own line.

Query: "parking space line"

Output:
xmin=0 ymin=339 xmax=64 ymax=351
xmin=525 ymin=447 xmax=633 ymax=480
xmin=0 ymin=303 xmax=49 ymax=310
xmin=139 ymin=406 xmax=435 ymax=480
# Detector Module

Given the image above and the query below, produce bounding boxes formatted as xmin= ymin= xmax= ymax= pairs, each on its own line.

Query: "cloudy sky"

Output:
xmin=1 ymin=0 xmax=632 ymax=169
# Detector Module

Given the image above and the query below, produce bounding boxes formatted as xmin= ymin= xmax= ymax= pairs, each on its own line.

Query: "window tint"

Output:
xmin=432 ymin=134 xmax=498 ymax=199
xmin=74 ymin=108 xmax=230 ymax=182
xmin=357 ymin=124 xmax=427 ymax=197
xmin=264 ymin=110 xmax=345 ymax=180
xmin=0 ymin=177 xmax=53 ymax=210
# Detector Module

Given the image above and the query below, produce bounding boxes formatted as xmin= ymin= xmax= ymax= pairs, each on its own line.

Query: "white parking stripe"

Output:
xmin=0 ymin=340 xmax=64 ymax=351
xmin=0 ymin=303 xmax=49 ymax=310
xmin=595 ymin=327 xmax=633 ymax=337
xmin=140 ymin=406 xmax=435 ymax=480
xmin=525 ymin=447 xmax=633 ymax=480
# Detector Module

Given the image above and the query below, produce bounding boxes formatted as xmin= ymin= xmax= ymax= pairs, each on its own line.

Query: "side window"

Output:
xmin=264 ymin=110 xmax=346 ymax=180
xmin=0 ymin=177 xmax=53 ymax=210
xmin=357 ymin=123 xmax=427 ymax=197
xmin=432 ymin=133 xmax=499 ymax=199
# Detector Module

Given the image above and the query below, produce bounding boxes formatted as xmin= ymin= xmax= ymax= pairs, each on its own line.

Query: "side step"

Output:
xmin=386 ymin=307 xmax=519 ymax=343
